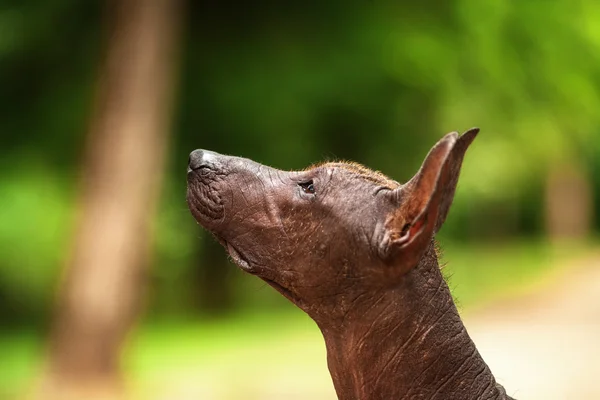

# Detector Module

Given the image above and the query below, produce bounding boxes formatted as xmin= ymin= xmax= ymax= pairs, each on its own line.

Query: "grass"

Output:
xmin=0 ymin=331 xmax=44 ymax=399
xmin=125 ymin=312 xmax=333 ymax=400
xmin=0 ymin=240 xmax=594 ymax=399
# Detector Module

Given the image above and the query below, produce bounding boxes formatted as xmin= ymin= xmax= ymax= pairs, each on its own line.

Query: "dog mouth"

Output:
xmin=215 ymin=236 xmax=301 ymax=305
xmin=213 ymin=235 xmax=254 ymax=273
xmin=225 ymin=241 xmax=253 ymax=272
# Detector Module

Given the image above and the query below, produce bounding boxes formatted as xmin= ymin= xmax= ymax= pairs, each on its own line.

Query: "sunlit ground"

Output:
xmin=1 ymin=240 xmax=595 ymax=399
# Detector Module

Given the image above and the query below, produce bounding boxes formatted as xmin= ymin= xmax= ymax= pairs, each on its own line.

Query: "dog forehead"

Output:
xmin=320 ymin=161 xmax=399 ymax=189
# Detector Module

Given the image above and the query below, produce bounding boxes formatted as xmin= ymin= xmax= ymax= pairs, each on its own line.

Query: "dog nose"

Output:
xmin=188 ymin=149 xmax=205 ymax=170
xmin=188 ymin=149 xmax=218 ymax=172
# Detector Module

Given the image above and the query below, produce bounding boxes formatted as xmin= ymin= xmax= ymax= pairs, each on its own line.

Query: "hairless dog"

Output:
xmin=186 ymin=129 xmax=515 ymax=399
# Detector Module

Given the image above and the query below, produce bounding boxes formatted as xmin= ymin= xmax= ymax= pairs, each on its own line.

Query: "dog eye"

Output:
xmin=299 ymin=180 xmax=315 ymax=195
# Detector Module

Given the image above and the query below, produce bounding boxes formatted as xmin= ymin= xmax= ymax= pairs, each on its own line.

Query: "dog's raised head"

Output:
xmin=186 ymin=129 xmax=478 ymax=322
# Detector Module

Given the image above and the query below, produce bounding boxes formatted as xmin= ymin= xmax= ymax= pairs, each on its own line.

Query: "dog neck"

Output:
xmin=316 ymin=244 xmax=510 ymax=400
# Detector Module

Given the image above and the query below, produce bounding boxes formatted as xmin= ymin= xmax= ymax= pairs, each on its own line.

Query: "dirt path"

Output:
xmin=465 ymin=255 xmax=600 ymax=400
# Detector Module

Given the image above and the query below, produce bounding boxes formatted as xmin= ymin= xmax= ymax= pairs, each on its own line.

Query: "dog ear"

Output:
xmin=380 ymin=128 xmax=478 ymax=275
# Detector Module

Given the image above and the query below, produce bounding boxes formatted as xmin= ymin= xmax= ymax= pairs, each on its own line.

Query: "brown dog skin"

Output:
xmin=186 ymin=129 xmax=515 ymax=400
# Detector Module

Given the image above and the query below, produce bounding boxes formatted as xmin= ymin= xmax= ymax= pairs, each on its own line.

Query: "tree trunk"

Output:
xmin=40 ymin=0 xmax=182 ymax=398
xmin=545 ymin=161 xmax=593 ymax=241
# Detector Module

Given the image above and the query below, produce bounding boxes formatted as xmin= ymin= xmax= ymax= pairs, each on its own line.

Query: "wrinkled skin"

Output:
xmin=186 ymin=130 xmax=515 ymax=400
xmin=186 ymin=150 xmax=400 ymax=322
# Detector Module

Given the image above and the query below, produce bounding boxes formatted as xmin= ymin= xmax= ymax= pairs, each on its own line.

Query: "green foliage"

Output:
xmin=0 ymin=166 xmax=73 ymax=323
xmin=440 ymin=0 xmax=600 ymax=196
xmin=1 ymin=0 xmax=599 ymax=322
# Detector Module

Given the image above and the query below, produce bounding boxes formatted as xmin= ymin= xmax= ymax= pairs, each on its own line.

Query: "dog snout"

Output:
xmin=188 ymin=149 xmax=219 ymax=172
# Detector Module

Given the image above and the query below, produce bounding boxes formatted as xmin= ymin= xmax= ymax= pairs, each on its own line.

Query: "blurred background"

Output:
xmin=1 ymin=0 xmax=599 ymax=399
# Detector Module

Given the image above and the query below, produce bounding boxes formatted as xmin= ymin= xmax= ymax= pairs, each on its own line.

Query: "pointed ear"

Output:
xmin=380 ymin=128 xmax=479 ymax=274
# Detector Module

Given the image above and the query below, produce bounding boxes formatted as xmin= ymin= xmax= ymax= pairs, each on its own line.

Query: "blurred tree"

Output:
xmin=40 ymin=0 xmax=182 ymax=398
